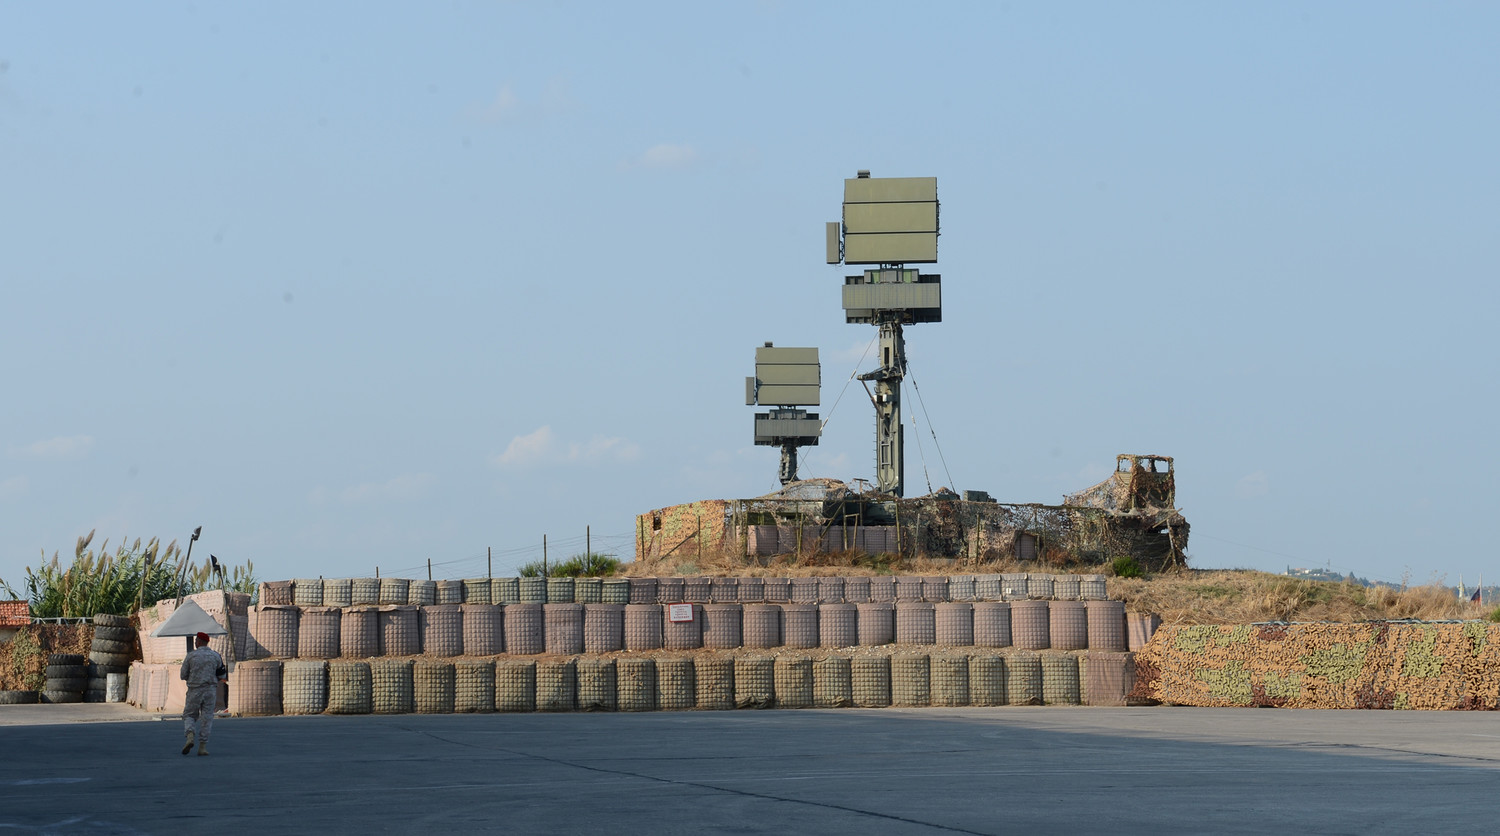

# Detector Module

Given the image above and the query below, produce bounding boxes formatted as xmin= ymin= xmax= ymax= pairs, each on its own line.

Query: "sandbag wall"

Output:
xmin=223 ymin=648 xmax=1137 ymax=716
xmin=1135 ymin=622 xmax=1500 ymax=710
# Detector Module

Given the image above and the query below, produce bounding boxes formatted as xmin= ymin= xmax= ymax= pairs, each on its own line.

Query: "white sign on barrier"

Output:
xmin=667 ymin=603 xmax=694 ymax=623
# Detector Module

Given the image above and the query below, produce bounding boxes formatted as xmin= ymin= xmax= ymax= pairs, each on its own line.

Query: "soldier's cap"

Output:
xmin=196 ymin=632 xmax=210 ymax=643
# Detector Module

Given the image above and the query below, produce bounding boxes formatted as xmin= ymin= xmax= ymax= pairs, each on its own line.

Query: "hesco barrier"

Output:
xmin=297 ymin=608 xmax=340 ymax=659
xmin=341 ymin=608 xmax=379 ymax=658
xmin=895 ymin=603 xmax=936 ymax=645
xmin=857 ymin=603 xmax=895 ymax=646
xmin=1041 ymin=653 xmax=1080 ymax=705
xmin=852 ymin=655 xmax=891 ymax=707
xmin=774 ymin=657 xmax=813 ymax=708
xmin=414 ymin=660 xmax=455 ymax=714
xmin=735 ymin=657 xmax=775 ymax=708
xmin=819 ymin=604 xmax=857 ymax=648
xmin=544 ymin=604 xmax=585 ymax=655
xmin=324 ymin=578 xmax=353 ymax=608
xmin=935 ymin=603 xmax=974 ymax=647
xmin=371 ymin=659 xmax=414 ymax=714
xmin=696 ymin=656 xmax=734 ymax=710
xmin=577 ymin=659 xmax=616 ymax=711
xmin=1049 ymin=601 xmax=1087 ymax=652
xmin=814 ymin=656 xmax=853 ymax=707
xmin=617 ymin=658 xmax=656 ymax=711
xmin=743 ymin=604 xmax=782 ymax=648
xmin=1135 ymin=622 xmax=1500 ymax=710
xmin=576 ymin=578 xmax=603 ymax=604
xmin=782 ymin=604 xmax=818 ymax=649
xmin=657 ymin=657 xmax=695 ymax=710
xmin=623 ymin=604 xmax=663 ymax=651
xmin=229 ymin=660 xmax=282 ymax=716
xmin=974 ymin=602 xmax=1012 ymax=647
xmin=497 ymin=660 xmax=537 ymax=712
xmin=435 ymin=580 xmax=462 ymax=605
xmin=537 ymin=659 xmax=576 ymax=712
xmin=283 ymin=660 xmax=328 ymax=715
xmin=702 ymin=604 xmax=742 ymax=649
xmin=891 ymin=654 xmax=931 ymax=707
xmin=455 ymin=659 xmax=495 ymax=712
xmin=462 ymin=604 xmax=504 ymax=656
xmin=327 ymin=660 xmax=372 ymax=714
xmin=662 ymin=604 xmax=703 ymax=651
xmin=505 ymin=604 xmax=544 ymax=655
xmin=463 ymin=579 xmax=491 ymax=605
xmin=379 ymin=606 xmax=420 ymax=657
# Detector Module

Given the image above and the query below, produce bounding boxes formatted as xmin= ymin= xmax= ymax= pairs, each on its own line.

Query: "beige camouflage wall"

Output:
xmin=636 ymin=500 xmax=732 ymax=562
xmin=1134 ymin=623 xmax=1500 ymax=710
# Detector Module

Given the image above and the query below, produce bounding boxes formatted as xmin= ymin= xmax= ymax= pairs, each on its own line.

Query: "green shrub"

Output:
xmin=1110 ymin=555 xmax=1146 ymax=579
xmin=518 ymin=553 xmax=620 ymax=578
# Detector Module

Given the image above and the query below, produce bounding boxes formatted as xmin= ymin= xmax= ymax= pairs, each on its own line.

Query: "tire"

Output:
xmin=89 ymin=651 xmax=134 ymax=668
xmin=88 ymin=662 xmax=129 ymax=677
xmin=87 ymin=677 xmax=110 ymax=692
xmin=44 ymin=677 xmax=87 ymax=693
xmin=48 ymin=653 xmax=85 ymax=667
xmin=92 ymin=625 xmax=134 ymax=643
xmin=93 ymin=613 xmax=131 ymax=628
xmin=83 ymin=690 xmax=106 ymax=703
xmin=40 ymin=690 xmax=83 ymax=704
xmin=91 ymin=638 xmax=132 ymax=655
xmin=45 ymin=664 xmax=87 ymax=679
xmin=0 ymin=690 xmax=40 ymax=705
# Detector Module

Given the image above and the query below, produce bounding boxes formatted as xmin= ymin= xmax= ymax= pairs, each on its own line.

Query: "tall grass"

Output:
xmin=518 ymin=552 xmax=621 ymax=578
xmin=0 ymin=530 xmax=256 ymax=619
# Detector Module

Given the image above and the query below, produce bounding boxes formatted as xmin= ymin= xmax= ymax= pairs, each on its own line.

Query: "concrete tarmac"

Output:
xmin=2 ymin=705 xmax=1497 ymax=834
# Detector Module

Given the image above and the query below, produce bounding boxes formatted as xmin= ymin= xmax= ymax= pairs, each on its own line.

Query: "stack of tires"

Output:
xmin=87 ymin=614 xmax=135 ymax=703
xmin=42 ymin=653 xmax=87 ymax=704
xmin=0 ymin=688 xmax=39 ymax=705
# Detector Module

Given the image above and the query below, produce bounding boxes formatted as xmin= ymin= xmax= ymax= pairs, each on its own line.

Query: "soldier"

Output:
xmin=179 ymin=631 xmax=227 ymax=756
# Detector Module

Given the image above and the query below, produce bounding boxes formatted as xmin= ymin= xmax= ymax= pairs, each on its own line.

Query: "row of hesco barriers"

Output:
xmin=198 ymin=649 xmax=1139 ymax=716
xmin=243 ymin=600 xmax=1162 ymax=660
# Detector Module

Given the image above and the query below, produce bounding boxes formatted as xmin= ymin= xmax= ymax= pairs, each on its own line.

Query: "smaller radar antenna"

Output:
xmin=746 ymin=342 xmax=822 ymax=484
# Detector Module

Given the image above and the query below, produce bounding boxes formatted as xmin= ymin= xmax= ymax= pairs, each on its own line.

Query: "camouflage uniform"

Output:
xmin=180 ymin=645 xmax=225 ymax=753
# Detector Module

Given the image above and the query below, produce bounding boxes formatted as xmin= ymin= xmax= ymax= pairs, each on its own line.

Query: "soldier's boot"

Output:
xmin=182 ymin=731 xmax=195 ymax=755
xmin=197 ymin=739 xmax=209 ymax=756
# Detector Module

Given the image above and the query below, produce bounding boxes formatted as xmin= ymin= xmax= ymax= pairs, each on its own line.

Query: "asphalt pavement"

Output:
xmin=2 ymin=704 xmax=1497 ymax=834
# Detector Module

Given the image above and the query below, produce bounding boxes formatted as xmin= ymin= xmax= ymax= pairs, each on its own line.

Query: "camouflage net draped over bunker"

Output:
xmin=1134 ymin=622 xmax=1500 ymax=710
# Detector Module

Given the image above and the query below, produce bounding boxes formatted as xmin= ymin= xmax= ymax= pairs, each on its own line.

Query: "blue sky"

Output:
xmin=2 ymin=2 xmax=1496 ymax=589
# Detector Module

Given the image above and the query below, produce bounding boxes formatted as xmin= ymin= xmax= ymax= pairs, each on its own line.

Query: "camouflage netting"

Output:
xmin=1134 ymin=622 xmax=1500 ymax=710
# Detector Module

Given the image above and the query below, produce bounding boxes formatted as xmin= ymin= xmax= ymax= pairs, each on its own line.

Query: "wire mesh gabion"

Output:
xmin=601 ymin=579 xmax=631 ymax=605
xmin=292 ymin=579 xmax=323 ymax=607
xmin=409 ymin=580 xmax=437 ymax=607
xmin=1000 ymin=573 xmax=1028 ymax=601
xmin=495 ymin=660 xmax=537 ymax=712
xmin=851 ymin=655 xmax=891 ymax=707
xmin=617 ymin=658 xmax=657 ymax=712
xmin=948 ymin=576 xmax=977 ymax=602
xmin=584 ymin=603 xmax=625 ymax=653
xmin=869 ymin=576 xmax=896 ymax=603
xmin=1048 ymin=601 xmax=1088 ymax=652
xmin=544 ymin=603 xmax=585 ymax=655
xmin=297 ymin=607 xmax=341 ymax=659
xmin=229 ymin=660 xmax=282 ymax=716
xmin=709 ymin=577 xmax=738 ymax=604
xmin=682 ymin=577 xmax=712 ymax=604
xmin=577 ymin=658 xmax=617 ymax=712
xmin=421 ymin=605 xmax=465 ymax=657
xmin=742 ymin=604 xmax=783 ymax=649
xmin=695 ymin=656 xmax=735 ymax=710
xmin=1053 ymin=575 xmax=1082 ymax=601
xmin=734 ymin=657 xmax=775 ymax=709
xmin=662 ymin=604 xmax=703 ymax=651
xmin=789 ymin=577 xmax=820 ymax=605
xmin=351 ymin=577 xmax=381 ymax=606
xmin=252 ymin=605 xmax=299 ymax=659
xmin=895 ymin=602 xmax=936 ymax=645
xmin=1079 ymin=574 xmax=1108 ymax=601
xmin=1084 ymin=651 xmax=1135 ymax=706
xmin=575 ymin=578 xmax=603 ymax=604
xmin=1010 ymin=600 xmax=1051 ymax=651
xmin=968 ymin=653 xmax=1006 ymax=706
xmin=378 ymin=577 xmax=409 ymax=605
xmin=435 ymin=580 xmax=463 ymax=605
xmin=323 ymin=578 xmax=353 ymax=608
xmin=702 ymin=604 xmax=743 ymax=650
xmin=818 ymin=604 xmax=858 ymax=648
xmin=492 ymin=577 xmax=520 ymax=604
xmin=818 ymin=577 xmax=846 ymax=604
xmin=1025 ymin=574 xmax=1054 ymax=601
xmin=773 ymin=656 xmax=813 ymax=709
xmin=1005 ymin=653 xmax=1043 ymax=705
xmin=856 ymin=603 xmax=895 ymax=646
xmin=1085 ymin=600 xmax=1127 ymax=652
xmin=657 ymin=577 xmax=685 ymax=603
xmin=973 ymin=602 xmax=1013 ymax=648
xmin=844 ymin=577 xmax=871 ymax=604
xmin=542 ymin=577 xmax=572 ymax=604
xmin=894 ymin=577 xmax=923 ymax=603
xmin=455 ymin=659 xmax=496 ymax=713
xmin=623 ymin=604 xmax=664 ymax=652
xmin=371 ymin=658 xmax=414 ymax=715
xmin=503 ymin=603 xmax=545 ymax=655
xmin=813 ymin=655 xmax=854 ymax=707
xmin=931 ymin=653 xmax=970 ymax=707
xmin=1041 ymin=653 xmax=1081 ymax=705
xmin=414 ymin=659 xmax=456 ymax=714
xmin=736 ymin=577 xmax=765 ymax=603
xmin=260 ymin=580 xmax=293 ymax=606
xmin=462 ymin=579 xmax=491 ymax=605
xmin=763 ymin=577 xmax=791 ymax=603
xmin=891 ymin=654 xmax=931 ymax=707
xmin=628 ymin=577 xmax=658 ymax=604
xmin=975 ymin=574 xmax=1003 ymax=602
xmin=326 ymin=660 xmax=372 ymax=715
xmin=536 ymin=659 xmax=577 ymax=712
xmin=656 ymin=657 xmax=696 ymax=711
xmin=519 ymin=576 xmax=547 ymax=603
xmin=935 ymin=602 xmax=974 ymax=647
xmin=921 ymin=577 xmax=949 ymax=603
xmin=781 ymin=604 xmax=819 ymax=649
xmin=461 ymin=604 xmax=504 ymax=656
xmin=1127 ymin=612 xmax=1162 ymax=652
